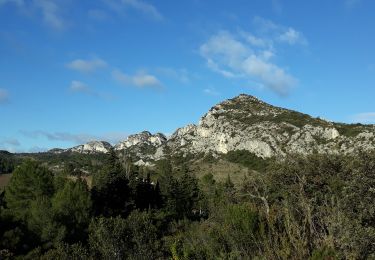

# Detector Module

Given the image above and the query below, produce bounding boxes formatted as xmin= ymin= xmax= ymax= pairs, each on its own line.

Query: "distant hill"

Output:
xmin=41 ymin=94 xmax=374 ymax=166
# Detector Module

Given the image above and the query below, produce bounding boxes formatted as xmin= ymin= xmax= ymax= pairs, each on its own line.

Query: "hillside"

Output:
xmin=50 ymin=94 xmax=374 ymax=163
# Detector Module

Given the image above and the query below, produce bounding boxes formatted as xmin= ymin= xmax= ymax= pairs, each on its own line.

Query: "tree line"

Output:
xmin=0 ymin=150 xmax=374 ymax=259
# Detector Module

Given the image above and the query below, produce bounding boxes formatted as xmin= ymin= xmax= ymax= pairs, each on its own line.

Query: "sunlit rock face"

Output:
xmin=114 ymin=131 xmax=167 ymax=151
xmin=62 ymin=94 xmax=375 ymax=161
xmin=163 ymin=94 xmax=375 ymax=158
xmin=69 ymin=141 xmax=113 ymax=154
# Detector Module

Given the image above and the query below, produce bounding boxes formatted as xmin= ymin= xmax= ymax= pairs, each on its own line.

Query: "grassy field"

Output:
xmin=0 ymin=173 xmax=12 ymax=191
xmin=190 ymin=159 xmax=252 ymax=185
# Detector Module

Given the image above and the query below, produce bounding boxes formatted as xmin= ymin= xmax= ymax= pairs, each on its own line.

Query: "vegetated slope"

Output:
xmin=161 ymin=94 xmax=375 ymax=159
xmin=17 ymin=94 xmax=375 ymax=174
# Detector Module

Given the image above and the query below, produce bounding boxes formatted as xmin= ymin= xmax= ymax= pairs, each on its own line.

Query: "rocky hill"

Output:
xmin=53 ymin=94 xmax=375 ymax=161
xmin=161 ymin=94 xmax=375 ymax=159
xmin=69 ymin=141 xmax=113 ymax=154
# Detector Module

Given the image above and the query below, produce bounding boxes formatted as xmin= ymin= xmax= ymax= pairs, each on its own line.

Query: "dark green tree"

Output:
xmin=5 ymin=160 xmax=54 ymax=221
xmin=91 ymin=151 xmax=133 ymax=217
xmin=89 ymin=211 xmax=161 ymax=260
xmin=52 ymin=179 xmax=92 ymax=243
xmin=89 ymin=216 xmax=130 ymax=260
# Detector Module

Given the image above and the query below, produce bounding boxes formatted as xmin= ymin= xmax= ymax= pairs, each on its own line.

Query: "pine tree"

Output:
xmin=5 ymin=160 xmax=54 ymax=221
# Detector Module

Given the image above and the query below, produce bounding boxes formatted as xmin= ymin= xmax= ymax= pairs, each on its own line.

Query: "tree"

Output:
xmin=89 ymin=216 xmax=130 ymax=260
xmin=91 ymin=151 xmax=133 ymax=217
xmin=27 ymin=196 xmax=65 ymax=247
xmin=52 ymin=179 xmax=92 ymax=243
xmin=160 ymin=172 xmax=200 ymax=219
xmin=89 ymin=211 xmax=161 ymax=260
xmin=41 ymin=243 xmax=90 ymax=260
xmin=5 ymin=160 xmax=54 ymax=221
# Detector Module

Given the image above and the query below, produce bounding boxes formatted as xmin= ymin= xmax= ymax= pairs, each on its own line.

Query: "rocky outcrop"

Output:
xmin=69 ymin=141 xmax=112 ymax=154
xmin=58 ymin=94 xmax=375 ymax=160
xmin=114 ymin=131 xmax=167 ymax=151
xmin=163 ymin=94 xmax=375 ymax=158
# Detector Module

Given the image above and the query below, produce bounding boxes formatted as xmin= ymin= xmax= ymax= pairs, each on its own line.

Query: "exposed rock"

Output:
xmin=48 ymin=148 xmax=65 ymax=154
xmin=69 ymin=141 xmax=112 ymax=154
xmin=114 ymin=131 xmax=167 ymax=150
xmin=164 ymin=94 xmax=375 ymax=158
xmin=62 ymin=94 xmax=375 ymax=161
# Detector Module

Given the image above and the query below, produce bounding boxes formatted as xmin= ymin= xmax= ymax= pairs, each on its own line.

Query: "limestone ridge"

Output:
xmin=114 ymin=131 xmax=167 ymax=150
xmin=51 ymin=94 xmax=375 ymax=160
xmin=114 ymin=131 xmax=168 ymax=165
xmin=49 ymin=132 xmax=168 ymax=157
xmin=68 ymin=141 xmax=113 ymax=154
xmin=162 ymin=94 xmax=375 ymax=158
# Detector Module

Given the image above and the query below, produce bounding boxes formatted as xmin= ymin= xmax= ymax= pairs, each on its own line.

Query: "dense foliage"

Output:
xmin=0 ymin=152 xmax=17 ymax=174
xmin=0 ymin=150 xmax=374 ymax=259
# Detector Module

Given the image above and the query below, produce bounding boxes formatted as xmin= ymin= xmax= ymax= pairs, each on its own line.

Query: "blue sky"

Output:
xmin=1 ymin=0 xmax=375 ymax=152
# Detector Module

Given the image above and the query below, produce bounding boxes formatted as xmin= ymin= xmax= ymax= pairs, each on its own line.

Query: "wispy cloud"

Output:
xmin=69 ymin=80 xmax=90 ymax=93
xmin=345 ymin=0 xmax=361 ymax=9
xmin=0 ymin=0 xmax=66 ymax=30
xmin=112 ymin=69 xmax=162 ymax=88
xmin=103 ymin=0 xmax=163 ymax=21
xmin=0 ymin=88 xmax=9 ymax=104
xmin=156 ymin=67 xmax=191 ymax=84
xmin=0 ymin=0 xmax=23 ymax=7
xmin=352 ymin=112 xmax=375 ymax=124
xmin=34 ymin=0 xmax=65 ymax=30
xmin=0 ymin=138 xmax=20 ymax=146
xmin=66 ymin=58 xmax=108 ymax=73
xmin=203 ymin=88 xmax=220 ymax=96
xmin=88 ymin=9 xmax=110 ymax=21
xmin=271 ymin=0 xmax=282 ymax=14
xmin=200 ymin=30 xmax=298 ymax=95
xmin=21 ymin=130 xmax=129 ymax=145
xmin=278 ymin=27 xmax=307 ymax=45
xmin=21 ymin=130 xmax=99 ymax=144
xmin=121 ymin=0 xmax=163 ymax=20
xmin=253 ymin=16 xmax=307 ymax=46
xmin=69 ymin=80 xmax=114 ymax=100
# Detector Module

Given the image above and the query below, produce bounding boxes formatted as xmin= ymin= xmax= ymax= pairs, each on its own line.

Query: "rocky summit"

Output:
xmin=163 ymin=94 xmax=375 ymax=158
xmin=68 ymin=141 xmax=113 ymax=154
xmin=59 ymin=94 xmax=375 ymax=160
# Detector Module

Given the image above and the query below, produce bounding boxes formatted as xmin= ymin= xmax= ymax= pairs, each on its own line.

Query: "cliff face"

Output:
xmin=114 ymin=131 xmax=167 ymax=151
xmin=162 ymin=94 xmax=375 ymax=158
xmin=69 ymin=141 xmax=113 ymax=154
xmin=56 ymin=94 xmax=375 ymax=161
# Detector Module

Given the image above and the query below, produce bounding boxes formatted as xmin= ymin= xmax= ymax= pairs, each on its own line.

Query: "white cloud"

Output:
xmin=0 ymin=0 xmax=24 ymax=7
xmin=203 ymin=88 xmax=220 ymax=96
xmin=21 ymin=130 xmax=129 ymax=145
xmin=21 ymin=130 xmax=99 ymax=144
xmin=69 ymin=80 xmax=90 ymax=93
xmin=253 ymin=16 xmax=307 ymax=46
xmin=104 ymin=0 xmax=163 ymax=20
xmin=0 ymin=138 xmax=20 ymax=146
xmin=0 ymin=0 xmax=66 ymax=30
xmin=68 ymin=81 xmax=113 ymax=100
xmin=121 ymin=0 xmax=163 ymax=20
xmin=253 ymin=16 xmax=279 ymax=33
xmin=279 ymin=27 xmax=307 ymax=45
xmin=242 ymin=33 xmax=268 ymax=47
xmin=156 ymin=67 xmax=191 ymax=84
xmin=352 ymin=112 xmax=375 ymax=124
xmin=66 ymin=58 xmax=108 ymax=73
xmin=199 ymin=30 xmax=297 ymax=95
xmin=112 ymin=69 xmax=162 ymax=88
xmin=34 ymin=0 xmax=64 ymax=30
xmin=0 ymin=88 xmax=9 ymax=104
